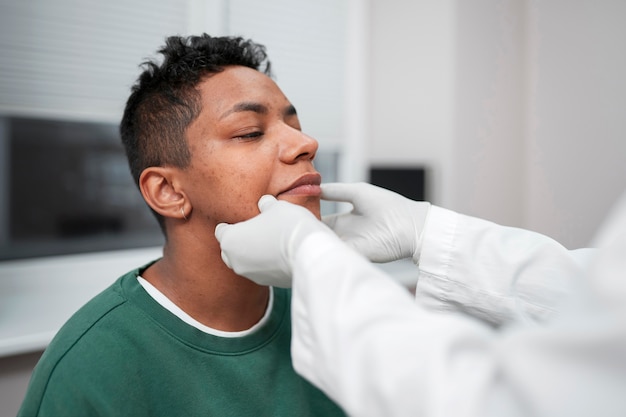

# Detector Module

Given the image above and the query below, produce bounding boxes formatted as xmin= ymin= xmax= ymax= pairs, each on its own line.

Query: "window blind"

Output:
xmin=0 ymin=0 xmax=191 ymax=122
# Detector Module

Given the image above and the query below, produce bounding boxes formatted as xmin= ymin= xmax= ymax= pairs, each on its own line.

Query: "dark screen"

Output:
xmin=1 ymin=117 xmax=164 ymax=260
xmin=369 ymin=166 xmax=427 ymax=201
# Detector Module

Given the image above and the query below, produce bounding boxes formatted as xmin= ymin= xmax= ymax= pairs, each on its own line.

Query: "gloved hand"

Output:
xmin=215 ymin=195 xmax=334 ymax=288
xmin=321 ymin=182 xmax=431 ymax=263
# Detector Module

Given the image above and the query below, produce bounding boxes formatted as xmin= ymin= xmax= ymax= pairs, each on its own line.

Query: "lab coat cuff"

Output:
xmin=417 ymin=205 xmax=461 ymax=279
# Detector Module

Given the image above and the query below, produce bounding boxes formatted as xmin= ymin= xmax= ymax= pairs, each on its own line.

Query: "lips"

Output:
xmin=277 ymin=173 xmax=322 ymax=197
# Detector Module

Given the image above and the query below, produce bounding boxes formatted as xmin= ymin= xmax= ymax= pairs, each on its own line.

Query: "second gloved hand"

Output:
xmin=215 ymin=195 xmax=333 ymax=288
xmin=322 ymin=182 xmax=431 ymax=263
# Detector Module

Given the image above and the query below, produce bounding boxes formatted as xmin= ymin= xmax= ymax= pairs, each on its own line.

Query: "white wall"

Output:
xmin=451 ymin=0 xmax=527 ymax=227
xmin=368 ymin=0 xmax=626 ymax=248
xmin=525 ymin=0 xmax=626 ymax=248
xmin=368 ymin=0 xmax=456 ymax=206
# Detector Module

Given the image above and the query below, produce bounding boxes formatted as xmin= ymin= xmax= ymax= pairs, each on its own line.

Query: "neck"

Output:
xmin=142 ymin=230 xmax=270 ymax=332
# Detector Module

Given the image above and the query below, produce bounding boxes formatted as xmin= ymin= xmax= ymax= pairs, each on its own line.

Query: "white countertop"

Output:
xmin=0 ymin=247 xmax=162 ymax=357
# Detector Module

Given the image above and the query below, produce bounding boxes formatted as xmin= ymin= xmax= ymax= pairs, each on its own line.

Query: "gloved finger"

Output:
xmin=220 ymin=250 xmax=232 ymax=268
xmin=322 ymin=182 xmax=378 ymax=215
xmin=214 ymin=222 xmax=229 ymax=243
xmin=258 ymin=194 xmax=278 ymax=211
xmin=214 ymin=223 xmax=233 ymax=268
xmin=215 ymin=223 xmax=233 ymax=269
xmin=320 ymin=182 xmax=361 ymax=203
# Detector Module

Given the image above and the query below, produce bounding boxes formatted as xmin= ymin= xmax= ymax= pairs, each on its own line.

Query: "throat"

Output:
xmin=138 ymin=276 xmax=273 ymax=335
xmin=141 ymin=260 xmax=271 ymax=332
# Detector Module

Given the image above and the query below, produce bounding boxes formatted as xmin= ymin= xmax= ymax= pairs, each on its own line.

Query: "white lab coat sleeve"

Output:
xmin=290 ymin=221 xmax=626 ymax=417
xmin=291 ymin=231 xmax=499 ymax=417
xmin=415 ymin=205 xmax=596 ymax=327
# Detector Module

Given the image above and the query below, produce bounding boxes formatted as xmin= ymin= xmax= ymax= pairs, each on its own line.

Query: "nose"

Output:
xmin=279 ymin=127 xmax=318 ymax=164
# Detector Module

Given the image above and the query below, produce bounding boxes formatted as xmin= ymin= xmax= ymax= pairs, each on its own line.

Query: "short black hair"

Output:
xmin=120 ymin=34 xmax=272 ymax=230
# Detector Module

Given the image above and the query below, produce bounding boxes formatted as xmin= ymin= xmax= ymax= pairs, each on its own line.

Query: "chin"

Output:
xmin=307 ymin=203 xmax=322 ymax=220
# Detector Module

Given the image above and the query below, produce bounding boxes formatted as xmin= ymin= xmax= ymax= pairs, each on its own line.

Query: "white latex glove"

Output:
xmin=321 ymin=182 xmax=431 ymax=263
xmin=215 ymin=195 xmax=334 ymax=288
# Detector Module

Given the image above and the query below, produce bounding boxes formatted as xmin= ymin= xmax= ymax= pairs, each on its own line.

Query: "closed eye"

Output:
xmin=234 ymin=131 xmax=263 ymax=141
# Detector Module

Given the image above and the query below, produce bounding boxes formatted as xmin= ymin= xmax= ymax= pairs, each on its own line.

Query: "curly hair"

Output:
xmin=119 ymin=34 xmax=272 ymax=229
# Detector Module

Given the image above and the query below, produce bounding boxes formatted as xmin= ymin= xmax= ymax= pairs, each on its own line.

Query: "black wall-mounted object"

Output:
xmin=1 ymin=116 xmax=165 ymax=261
xmin=369 ymin=166 xmax=427 ymax=201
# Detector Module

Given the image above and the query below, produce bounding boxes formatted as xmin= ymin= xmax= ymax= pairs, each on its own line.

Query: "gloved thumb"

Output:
xmin=258 ymin=194 xmax=278 ymax=212
xmin=216 ymin=195 xmax=278 ymax=267
xmin=321 ymin=182 xmax=359 ymax=204
xmin=214 ymin=223 xmax=233 ymax=267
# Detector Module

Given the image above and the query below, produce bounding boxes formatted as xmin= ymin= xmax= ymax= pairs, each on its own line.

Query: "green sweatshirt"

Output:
xmin=18 ymin=263 xmax=345 ymax=417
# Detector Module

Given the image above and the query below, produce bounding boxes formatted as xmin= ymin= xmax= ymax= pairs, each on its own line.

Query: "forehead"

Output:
xmin=196 ymin=66 xmax=289 ymax=118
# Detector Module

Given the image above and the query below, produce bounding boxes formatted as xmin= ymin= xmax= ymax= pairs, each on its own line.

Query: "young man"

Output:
xmin=18 ymin=34 xmax=345 ymax=416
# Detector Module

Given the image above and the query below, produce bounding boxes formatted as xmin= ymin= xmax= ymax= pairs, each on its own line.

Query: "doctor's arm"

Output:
xmin=322 ymin=182 xmax=595 ymax=327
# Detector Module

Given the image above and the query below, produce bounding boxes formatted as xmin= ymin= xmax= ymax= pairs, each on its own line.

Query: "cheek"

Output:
xmin=201 ymin=164 xmax=272 ymax=224
xmin=223 ymin=192 xmax=262 ymax=223
xmin=188 ymin=141 xmax=279 ymax=223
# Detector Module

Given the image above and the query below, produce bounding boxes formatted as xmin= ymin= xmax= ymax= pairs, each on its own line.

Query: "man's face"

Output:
xmin=182 ymin=65 xmax=321 ymax=226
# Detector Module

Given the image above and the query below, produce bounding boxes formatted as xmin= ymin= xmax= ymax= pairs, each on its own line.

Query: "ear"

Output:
xmin=139 ymin=166 xmax=188 ymax=221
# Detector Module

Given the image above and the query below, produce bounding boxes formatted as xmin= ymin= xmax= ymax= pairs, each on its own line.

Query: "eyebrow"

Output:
xmin=220 ymin=102 xmax=297 ymax=119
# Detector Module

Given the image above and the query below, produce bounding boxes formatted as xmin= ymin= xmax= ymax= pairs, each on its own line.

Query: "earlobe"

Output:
xmin=139 ymin=167 xmax=187 ymax=219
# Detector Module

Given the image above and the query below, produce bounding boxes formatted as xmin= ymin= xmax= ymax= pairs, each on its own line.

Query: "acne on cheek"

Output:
xmin=203 ymin=167 xmax=265 ymax=222
xmin=215 ymin=193 xmax=261 ymax=224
